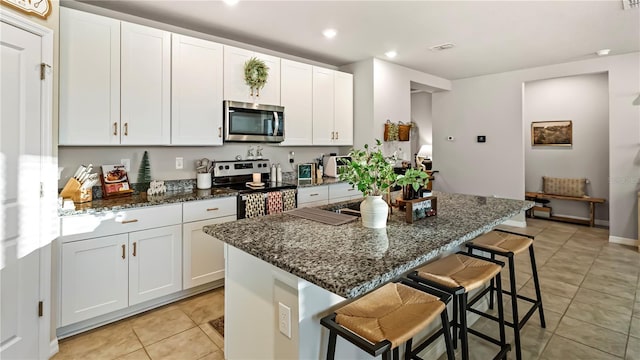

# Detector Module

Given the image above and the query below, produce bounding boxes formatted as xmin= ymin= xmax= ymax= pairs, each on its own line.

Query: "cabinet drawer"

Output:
xmin=60 ymin=204 xmax=182 ymax=242
xmin=297 ymin=185 xmax=329 ymax=204
xmin=183 ymin=196 xmax=237 ymax=222
xmin=329 ymin=182 xmax=358 ymax=200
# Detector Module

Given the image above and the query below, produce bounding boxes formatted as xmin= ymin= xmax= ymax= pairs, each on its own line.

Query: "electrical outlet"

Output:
xmin=120 ymin=158 xmax=130 ymax=172
xmin=278 ymin=302 xmax=291 ymax=339
xmin=175 ymin=157 xmax=184 ymax=169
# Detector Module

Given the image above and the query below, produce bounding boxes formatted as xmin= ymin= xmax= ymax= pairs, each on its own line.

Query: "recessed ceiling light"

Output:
xmin=322 ymin=29 xmax=337 ymax=39
xmin=596 ymin=49 xmax=611 ymax=56
xmin=385 ymin=51 xmax=397 ymax=58
xmin=223 ymin=0 xmax=239 ymax=6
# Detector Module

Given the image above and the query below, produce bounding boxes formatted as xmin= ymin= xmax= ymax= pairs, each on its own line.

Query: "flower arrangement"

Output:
xmin=244 ymin=57 xmax=269 ymax=97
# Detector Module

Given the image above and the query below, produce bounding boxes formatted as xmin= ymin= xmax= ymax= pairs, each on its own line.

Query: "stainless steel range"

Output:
xmin=211 ymin=160 xmax=297 ymax=219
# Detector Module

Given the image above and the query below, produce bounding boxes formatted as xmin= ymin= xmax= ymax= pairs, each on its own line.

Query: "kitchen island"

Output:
xmin=203 ymin=192 xmax=532 ymax=359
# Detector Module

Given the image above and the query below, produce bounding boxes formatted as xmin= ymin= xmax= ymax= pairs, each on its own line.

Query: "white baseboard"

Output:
xmin=552 ymin=213 xmax=609 ymax=227
xmin=609 ymin=235 xmax=639 ymax=247
xmin=502 ymin=219 xmax=527 ymax=228
xmin=49 ymin=338 xmax=59 ymax=358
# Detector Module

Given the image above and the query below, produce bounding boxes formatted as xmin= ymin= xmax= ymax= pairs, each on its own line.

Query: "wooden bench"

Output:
xmin=525 ymin=191 xmax=606 ymax=227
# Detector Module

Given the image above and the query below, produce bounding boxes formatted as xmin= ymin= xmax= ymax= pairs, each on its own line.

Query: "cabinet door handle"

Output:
xmin=309 ymin=193 xmax=319 ymax=197
xmin=335 ymin=131 xmax=339 ymax=140
xmin=331 ymin=131 xmax=335 ymax=140
xmin=113 ymin=122 xmax=118 ymax=136
xmin=121 ymin=244 xmax=126 ymax=259
xmin=121 ymin=219 xmax=138 ymax=224
xmin=206 ymin=208 xmax=219 ymax=211
xmin=347 ymin=188 xmax=355 ymax=191
xmin=132 ymin=242 xmax=137 ymax=257
xmin=218 ymin=127 xmax=222 ymax=138
xmin=124 ymin=122 xmax=128 ymax=136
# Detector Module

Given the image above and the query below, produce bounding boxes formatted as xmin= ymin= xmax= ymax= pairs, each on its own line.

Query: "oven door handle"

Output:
xmin=273 ymin=112 xmax=280 ymax=137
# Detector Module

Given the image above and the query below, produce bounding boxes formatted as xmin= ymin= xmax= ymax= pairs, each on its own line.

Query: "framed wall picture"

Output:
xmin=531 ymin=120 xmax=572 ymax=147
xmin=297 ymin=163 xmax=313 ymax=180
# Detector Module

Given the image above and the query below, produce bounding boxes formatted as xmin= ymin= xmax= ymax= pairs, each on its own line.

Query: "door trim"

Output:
xmin=0 ymin=8 xmax=55 ymax=359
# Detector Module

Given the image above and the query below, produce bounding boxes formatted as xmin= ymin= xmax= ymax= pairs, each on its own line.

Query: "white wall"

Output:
xmin=58 ymin=145 xmax=347 ymax=188
xmin=411 ymin=92 xmax=433 ymax=158
xmin=524 ymin=73 xmax=610 ymax=223
xmin=341 ymin=59 xmax=450 ymax=160
xmin=433 ymin=52 xmax=640 ymax=240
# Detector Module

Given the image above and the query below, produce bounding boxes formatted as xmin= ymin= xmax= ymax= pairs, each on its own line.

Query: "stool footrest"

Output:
xmin=467 ymin=328 xmax=503 ymax=347
xmin=408 ymin=328 xmax=444 ymax=358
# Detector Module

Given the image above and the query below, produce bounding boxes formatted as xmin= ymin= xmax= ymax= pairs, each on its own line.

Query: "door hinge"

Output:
xmin=40 ymin=182 xmax=44 ymax=198
xmin=38 ymin=301 xmax=43 ymax=317
xmin=40 ymin=63 xmax=51 ymax=80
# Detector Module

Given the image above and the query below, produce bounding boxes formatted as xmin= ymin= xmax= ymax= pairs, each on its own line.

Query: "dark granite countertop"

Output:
xmin=58 ymin=188 xmax=238 ymax=217
xmin=295 ymin=177 xmax=345 ymax=187
xmin=203 ymin=192 xmax=533 ymax=299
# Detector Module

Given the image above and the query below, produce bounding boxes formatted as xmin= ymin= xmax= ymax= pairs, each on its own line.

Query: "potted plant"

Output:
xmin=339 ymin=140 xmax=428 ymax=228
xmin=396 ymin=167 xmax=430 ymax=200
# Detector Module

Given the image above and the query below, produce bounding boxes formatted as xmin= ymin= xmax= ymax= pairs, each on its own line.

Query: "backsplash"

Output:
xmin=58 ymin=144 xmax=348 ymax=189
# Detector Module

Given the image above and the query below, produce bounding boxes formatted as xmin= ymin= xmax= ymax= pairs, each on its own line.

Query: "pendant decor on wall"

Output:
xmin=1 ymin=0 xmax=52 ymax=19
xmin=244 ymin=57 xmax=269 ymax=98
xmin=383 ymin=120 xmax=413 ymax=142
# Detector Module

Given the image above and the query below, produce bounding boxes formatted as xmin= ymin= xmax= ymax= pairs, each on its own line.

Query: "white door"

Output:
xmin=333 ymin=71 xmax=353 ymax=146
xmin=121 ymin=22 xmax=171 ymax=145
xmin=182 ymin=216 xmax=234 ymax=289
xmin=312 ymin=67 xmax=335 ymax=145
xmin=59 ymin=7 xmax=120 ymax=145
xmin=129 ymin=225 xmax=182 ymax=306
xmin=223 ymin=45 xmax=254 ymax=103
xmin=171 ymin=34 xmax=224 ymax=145
xmin=60 ymin=234 xmax=129 ymax=326
xmin=280 ymin=59 xmax=313 ymax=146
xmin=254 ymin=52 xmax=280 ymax=106
xmin=0 ymin=21 xmax=42 ymax=359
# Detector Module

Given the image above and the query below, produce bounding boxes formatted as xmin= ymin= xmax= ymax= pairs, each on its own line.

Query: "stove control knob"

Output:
xmin=225 ymin=165 xmax=230 ymax=170
xmin=218 ymin=166 xmax=223 ymax=170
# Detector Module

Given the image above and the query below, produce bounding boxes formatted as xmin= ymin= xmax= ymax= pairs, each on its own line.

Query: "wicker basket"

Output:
xmin=384 ymin=120 xmax=399 ymax=141
xmin=398 ymin=122 xmax=412 ymax=141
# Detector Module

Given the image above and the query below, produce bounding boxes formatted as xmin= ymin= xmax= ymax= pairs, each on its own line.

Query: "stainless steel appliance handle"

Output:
xmin=273 ymin=112 xmax=280 ymax=137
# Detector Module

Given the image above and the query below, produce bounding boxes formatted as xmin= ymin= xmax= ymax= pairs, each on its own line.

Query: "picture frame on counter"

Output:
xmin=297 ymin=163 xmax=313 ymax=180
xmin=101 ymin=164 xmax=134 ymax=198
xmin=398 ymin=196 xmax=438 ymax=224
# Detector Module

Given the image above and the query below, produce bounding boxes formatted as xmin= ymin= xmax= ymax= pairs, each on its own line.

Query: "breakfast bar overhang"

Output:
xmin=203 ymin=192 xmax=533 ymax=359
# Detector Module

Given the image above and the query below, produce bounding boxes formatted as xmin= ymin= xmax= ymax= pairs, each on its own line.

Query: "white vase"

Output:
xmin=360 ymin=195 xmax=389 ymax=229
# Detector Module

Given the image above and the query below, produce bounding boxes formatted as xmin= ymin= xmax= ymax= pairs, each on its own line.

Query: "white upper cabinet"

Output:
xmin=280 ymin=59 xmax=313 ymax=146
xmin=333 ymin=71 xmax=354 ymax=146
xmin=312 ymin=67 xmax=353 ymax=146
xmin=223 ymin=45 xmax=281 ymax=105
xmin=171 ymin=34 xmax=224 ymax=145
xmin=59 ymin=7 xmax=121 ymax=145
xmin=120 ymin=22 xmax=171 ymax=145
xmin=60 ymin=9 xmax=171 ymax=146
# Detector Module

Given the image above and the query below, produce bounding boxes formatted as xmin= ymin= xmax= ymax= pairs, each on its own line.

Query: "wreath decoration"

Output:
xmin=244 ymin=57 xmax=269 ymax=98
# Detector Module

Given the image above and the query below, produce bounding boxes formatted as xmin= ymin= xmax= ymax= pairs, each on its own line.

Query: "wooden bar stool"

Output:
xmin=465 ymin=229 xmax=546 ymax=360
xmin=408 ymin=252 xmax=510 ymax=360
xmin=320 ymin=279 xmax=455 ymax=360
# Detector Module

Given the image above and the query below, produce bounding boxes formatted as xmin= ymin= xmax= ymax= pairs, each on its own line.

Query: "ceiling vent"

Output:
xmin=429 ymin=43 xmax=455 ymax=51
xmin=623 ymin=0 xmax=640 ymax=9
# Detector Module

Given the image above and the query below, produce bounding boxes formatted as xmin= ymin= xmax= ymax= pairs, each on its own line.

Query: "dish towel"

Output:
xmin=244 ymin=193 xmax=265 ymax=218
xmin=266 ymin=191 xmax=283 ymax=215
xmin=282 ymin=189 xmax=296 ymax=211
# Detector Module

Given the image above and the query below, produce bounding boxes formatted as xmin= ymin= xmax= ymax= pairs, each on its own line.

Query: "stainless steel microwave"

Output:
xmin=223 ymin=101 xmax=284 ymax=143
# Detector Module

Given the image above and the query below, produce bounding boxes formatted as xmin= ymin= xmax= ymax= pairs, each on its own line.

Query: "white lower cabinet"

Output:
xmin=183 ymin=216 xmax=235 ymax=289
xmin=60 ymin=234 xmax=128 ymax=326
xmin=129 ymin=225 xmax=182 ymax=306
xmin=182 ymin=197 xmax=237 ymax=290
xmin=60 ymin=225 xmax=182 ymax=326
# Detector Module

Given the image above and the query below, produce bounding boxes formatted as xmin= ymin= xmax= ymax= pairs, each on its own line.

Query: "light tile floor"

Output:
xmin=52 ymin=288 xmax=225 ymax=360
xmin=53 ymin=219 xmax=640 ymax=359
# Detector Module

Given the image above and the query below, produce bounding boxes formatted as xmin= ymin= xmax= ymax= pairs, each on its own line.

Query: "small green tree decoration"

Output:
xmin=137 ymin=150 xmax=152 ymax=192
xmin=244 ymin=57 xmax=269 ymax=97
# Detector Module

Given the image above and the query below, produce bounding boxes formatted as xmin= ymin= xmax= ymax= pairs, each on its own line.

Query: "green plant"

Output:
xmin=396 ymin=167 xmax=429 ymax=191
xmin=338 ymin=140 xmax=397 ymax=196
xmin=244 ymin=57 xmax=269 ymax=97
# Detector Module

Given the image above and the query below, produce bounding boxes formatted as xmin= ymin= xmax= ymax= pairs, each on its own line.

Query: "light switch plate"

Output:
xmin=278 ymin=302 xmax=291 ymax=339
xmin=175 ymin=157 xmax=184 ymax=170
